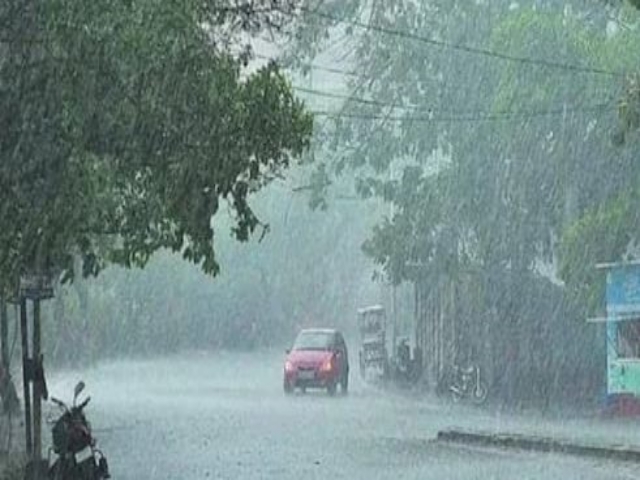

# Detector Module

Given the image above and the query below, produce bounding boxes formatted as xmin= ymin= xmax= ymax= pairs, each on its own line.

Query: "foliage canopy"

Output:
xmin=0 ymin=0 xmax=313 ymax=290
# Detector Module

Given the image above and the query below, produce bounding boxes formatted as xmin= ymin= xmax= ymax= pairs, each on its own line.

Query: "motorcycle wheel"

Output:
xmin=450 ymin=388 xmax=463 ymax=404
xmin=471 ymin=381 xmax=488 ymax=405
xmin=48 ymin=460 xmax=62 ymax=480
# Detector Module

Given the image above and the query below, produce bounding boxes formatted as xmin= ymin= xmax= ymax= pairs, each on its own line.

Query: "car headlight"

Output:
xmin=285 ymin=361 xmax=295 ymax=372
xmin=320 ymin=358 xmax=333 ymax=372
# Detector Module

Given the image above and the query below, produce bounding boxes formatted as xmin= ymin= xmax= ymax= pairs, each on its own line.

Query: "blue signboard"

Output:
xmin=606 ymin=264 xmax=640 ymax=315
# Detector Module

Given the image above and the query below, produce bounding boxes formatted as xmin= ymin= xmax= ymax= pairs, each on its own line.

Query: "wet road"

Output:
xmin=46 ymin=352 xmax=640 ymax=480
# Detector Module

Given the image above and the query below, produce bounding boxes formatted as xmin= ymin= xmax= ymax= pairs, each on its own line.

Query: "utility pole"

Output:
xmin=1 ymin=296 xmax=7 ymax=373
xmin=20 ymin=297 xmax=32 ymax=457
xmin=390 ymin=161 xmax=397 ymax=353
xmin=32 ymin=298 xmax=42 ymax=467
xmin=18 ymin=275 xmax=52 ymax=480
xmin=392 ymin=283 xmax=397 ymax=353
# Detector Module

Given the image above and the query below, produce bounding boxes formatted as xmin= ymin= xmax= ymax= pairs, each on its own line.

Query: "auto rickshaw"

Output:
xmin=357 ymin=305 xmax=388 ymax=380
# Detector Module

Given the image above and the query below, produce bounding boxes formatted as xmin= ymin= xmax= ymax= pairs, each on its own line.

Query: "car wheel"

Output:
xmin=340 ymin=372 xmax=349 ymax=395
xmin=283 ymin=380 xmax=293 ymax=395
xmin=327 ymin=381 xmax=337 ymax=396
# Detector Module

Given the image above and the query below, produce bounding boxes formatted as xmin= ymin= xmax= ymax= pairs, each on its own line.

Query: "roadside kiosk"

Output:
xmin=595 ymin=261 xmax=640 ymax=415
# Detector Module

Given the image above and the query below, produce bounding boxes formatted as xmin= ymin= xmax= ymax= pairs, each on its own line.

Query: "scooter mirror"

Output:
xmin=73 ymin=381 xmax=86 ymax=403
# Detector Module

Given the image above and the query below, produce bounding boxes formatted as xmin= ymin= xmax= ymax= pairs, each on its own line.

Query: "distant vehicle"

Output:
xmin=283 ymin=328 xmax=349 ymax=396
xmin=356 ymin=305 xmax=388 ymax=380
xmin=356 ymin=305 xmax=423 ymax=387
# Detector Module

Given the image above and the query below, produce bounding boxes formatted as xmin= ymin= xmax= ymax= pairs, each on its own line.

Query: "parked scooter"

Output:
xmin=48 ymin=381 xmax=110 ymax=480
xmin=449 ymin=363 xmax=488 ymax=405
xmin=388 ymin=338 xmax=422 ymax=386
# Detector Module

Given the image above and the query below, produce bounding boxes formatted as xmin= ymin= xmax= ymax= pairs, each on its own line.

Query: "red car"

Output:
xmin=283 ymin=329 xmax=349 ymax=395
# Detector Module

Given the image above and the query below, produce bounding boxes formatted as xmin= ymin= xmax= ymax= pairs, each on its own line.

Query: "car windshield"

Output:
xmin=292 ymin=331 xmax=334 ymax=351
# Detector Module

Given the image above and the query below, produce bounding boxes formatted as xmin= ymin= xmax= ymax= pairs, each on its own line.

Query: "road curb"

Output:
xmin=436 ymin=429 xmax=640 ymax=462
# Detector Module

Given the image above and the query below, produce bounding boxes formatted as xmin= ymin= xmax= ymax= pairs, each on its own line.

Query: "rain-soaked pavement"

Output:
xmin=45 ymin=351 xmax=640 ymax=480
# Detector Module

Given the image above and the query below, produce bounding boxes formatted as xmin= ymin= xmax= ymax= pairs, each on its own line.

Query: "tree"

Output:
xmin=286 ymin=1 xmax=635 ymax=276
xmin=285 ymin=0 xmax=640 ymax=292
xmin=0 ymin=0 xmax=313 ymax=290
xmin=284 ymin=0 xmax=640 ymax=405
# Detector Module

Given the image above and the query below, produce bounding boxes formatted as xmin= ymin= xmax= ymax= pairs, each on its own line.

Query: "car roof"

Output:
xmin=357 ymin=305 xmax=385 ymax=314
xmin=298 ymin=328 xmax=338 ymax=335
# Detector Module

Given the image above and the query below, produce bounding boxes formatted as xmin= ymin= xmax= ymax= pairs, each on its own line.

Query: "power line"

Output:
xmin=253 ymin=52 xmax=361 ymax=78
xmin=310 ymin=103 xmax=614 ymax=123
xmin=293 ymin=84 xmax=614 ymax=117
xmin=256 ymin=11 xmax=619 ymax=124
xmin=261 ymin=56 xmax=615 ymax=121
xmin=259 ymin=55 xmax=615 ymax=124
xmin=292 ymin=85 xmax=389 ymax=107
xmin=293 ymin=6 xmax=626 ymax=78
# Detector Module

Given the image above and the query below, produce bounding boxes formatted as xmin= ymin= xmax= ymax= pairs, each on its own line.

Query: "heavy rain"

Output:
xmin=2 ymin=0 xmax=640 ymax=479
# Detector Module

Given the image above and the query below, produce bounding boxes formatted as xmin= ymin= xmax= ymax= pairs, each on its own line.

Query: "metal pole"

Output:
xmin=392 ymin=284 xmax=397 ymax=353
xmin=1 ymin=296 xmax=7 ymax=370
xmin=32 ymin=298 xmax=42 ymax=476
xmin=414 ymin=283 xmax=419 ymax=353
xmin=20 ymin=297 xmax=32 ymax=455
xmin=390 ymin=162 xmax=396 ymax=353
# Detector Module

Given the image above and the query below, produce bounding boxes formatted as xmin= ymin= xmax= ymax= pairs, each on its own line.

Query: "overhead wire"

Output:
xmin=255 ymin=1 xmax=629 ymax=127
xmin=291 ymin=85 xmax=615 ymax=119
xmin=309 ymin=103 xmax=615 ymax=123
xmin=284 ymin=0 xmax=390 ymax=193
xmin=257 ymin=51 xmax=614 ymax=110
xmin=253 ymin=52 xmax=361 ymax=78
xmin=252 ymin=57 xmax=615 ymax=124
xmin=270 ymin=2 xmax=622 ymax=193
xmin=291 ymin=85 xmax=389 ymax=107
xmin=252 ymin=31 xmax=621 ymax=124
xmin=290 ymin=5 xmax=627 ymax=78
